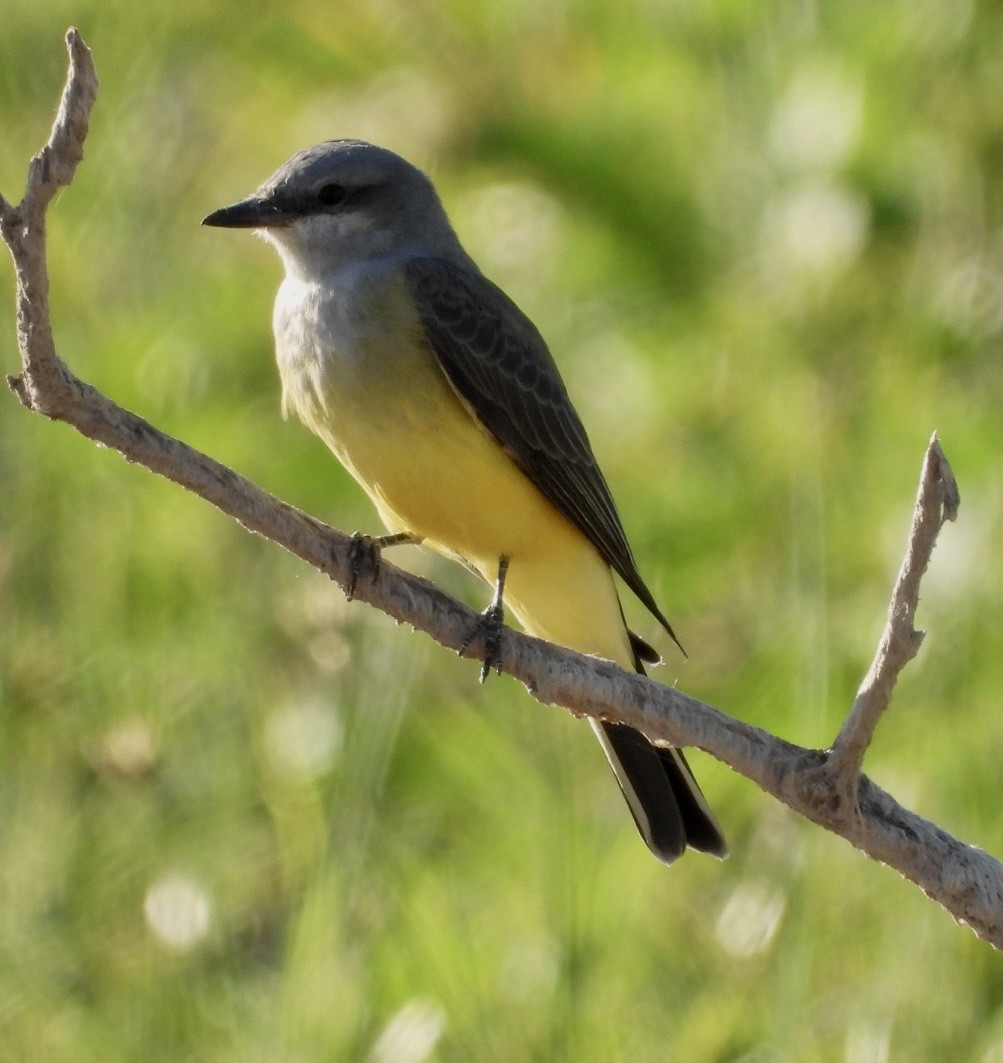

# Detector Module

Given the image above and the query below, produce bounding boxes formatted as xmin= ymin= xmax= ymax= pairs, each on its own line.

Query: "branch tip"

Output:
xmin=928 ymin=436 xmax=960 ymax=523
xmin=64 ymin=27 xmax=90 ymax=67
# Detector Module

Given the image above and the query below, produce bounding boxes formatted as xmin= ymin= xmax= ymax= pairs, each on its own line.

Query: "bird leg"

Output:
xmin=460 ymin=555 xmax=510 ymax=683
xmin=346 ymin=531 xmax=422 ymax=600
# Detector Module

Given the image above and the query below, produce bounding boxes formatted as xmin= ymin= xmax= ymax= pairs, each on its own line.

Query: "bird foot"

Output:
xmin=459 ymin=600 xmax=506 ymax=683
xmin=346 ymin=531 xmax=418 ymax=600
xmin=459 ymin=555 xmax=510 ymax=683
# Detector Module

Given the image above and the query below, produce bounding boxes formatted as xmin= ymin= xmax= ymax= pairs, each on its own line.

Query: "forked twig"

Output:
xmin=829 ymin=435 xmax=960 ymax=794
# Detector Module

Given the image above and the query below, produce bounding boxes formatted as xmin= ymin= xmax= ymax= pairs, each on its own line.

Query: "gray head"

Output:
xmin=203 ymin=140 xmax=464 ymax=277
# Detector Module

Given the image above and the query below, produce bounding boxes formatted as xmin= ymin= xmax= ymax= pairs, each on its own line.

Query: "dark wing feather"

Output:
xmin=405 ymin=256 xmax=678 ymax=647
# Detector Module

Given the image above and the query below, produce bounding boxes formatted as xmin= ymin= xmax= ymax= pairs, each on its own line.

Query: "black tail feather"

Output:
xmin=594 ymin=720 xmax=727 ymax=864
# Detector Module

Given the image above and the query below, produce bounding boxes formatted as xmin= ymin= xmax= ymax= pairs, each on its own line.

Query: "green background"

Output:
xmin=3 ymin=2 xmax=1002 ymax=1060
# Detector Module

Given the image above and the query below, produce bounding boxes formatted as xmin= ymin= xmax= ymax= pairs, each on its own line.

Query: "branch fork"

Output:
xmin=824 ymin=435 xmax=960 ymax=816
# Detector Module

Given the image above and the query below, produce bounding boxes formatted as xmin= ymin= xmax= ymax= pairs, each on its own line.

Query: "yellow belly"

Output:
xmin=276 ymin=271 xmax=634 ymax=669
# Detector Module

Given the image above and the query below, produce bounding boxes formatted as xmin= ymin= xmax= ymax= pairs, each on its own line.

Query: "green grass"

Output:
xmin=3 ymin=3 xmax=1003 ymax=1059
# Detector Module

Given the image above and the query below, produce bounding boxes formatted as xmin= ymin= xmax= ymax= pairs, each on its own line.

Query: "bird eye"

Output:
xmin=317 ymin=183 xmax=348 ymax=207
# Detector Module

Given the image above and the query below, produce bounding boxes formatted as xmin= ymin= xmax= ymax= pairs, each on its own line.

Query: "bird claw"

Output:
xmin=346 ymin=532 xmax=380 ymax=601
xmin=460 ymin=601 xmax=505 ymax=683
xmin=345 ymin=531 xmax=421 ymax=600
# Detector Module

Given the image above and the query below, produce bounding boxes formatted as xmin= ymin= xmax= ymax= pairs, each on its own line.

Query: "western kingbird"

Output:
xmin=203 ymin=140 xmax=726 ymax=863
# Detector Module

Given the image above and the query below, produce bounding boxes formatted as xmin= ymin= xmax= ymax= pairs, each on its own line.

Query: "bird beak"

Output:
xmin=202 ymin=195 xmax=292 ymax=229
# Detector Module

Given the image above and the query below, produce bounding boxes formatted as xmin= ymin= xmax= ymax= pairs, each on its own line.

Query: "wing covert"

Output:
xmin=404 ymin=256 xmax=677 ymax=645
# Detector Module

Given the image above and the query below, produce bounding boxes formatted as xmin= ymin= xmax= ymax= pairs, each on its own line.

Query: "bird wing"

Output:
xmin=404 ymin=255 xmax=677 ymax=647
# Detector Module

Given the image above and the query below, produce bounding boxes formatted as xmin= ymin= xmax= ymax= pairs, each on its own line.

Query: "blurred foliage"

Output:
xmin=2 ymin=1 xmax=1003 ymax=1060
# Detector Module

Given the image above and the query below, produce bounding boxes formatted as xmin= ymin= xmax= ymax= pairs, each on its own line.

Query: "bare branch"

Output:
xmin=506 ymin=647 xmax=1003 ymax=951
xmin=829 ymin=434 xmax=961 ymax=792
xmin=4 ymin=30 xmax=1003 ymax=952
xmin=26 ymin=28 xmax=99 ymax=214
xmin=1 ymin=28 xmax=98 ymax=415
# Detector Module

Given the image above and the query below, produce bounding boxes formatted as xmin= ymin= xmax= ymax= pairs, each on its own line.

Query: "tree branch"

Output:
xmin=5 ymin=30 xmax=1003 ymax=951
xmin=829 ymin=436 xmax=960 ymax=788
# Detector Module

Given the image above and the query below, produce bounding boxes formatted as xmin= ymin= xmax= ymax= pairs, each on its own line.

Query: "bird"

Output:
xmin=203 ymin=139 xmax=727 ymax=863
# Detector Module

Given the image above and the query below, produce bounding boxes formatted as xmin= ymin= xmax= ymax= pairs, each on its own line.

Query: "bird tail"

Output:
xmin=589 ymin=647 xmax=728 ymax=863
